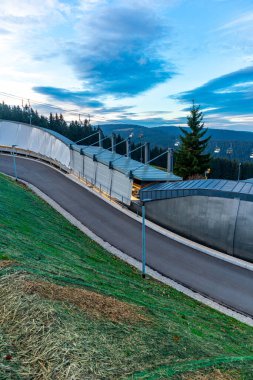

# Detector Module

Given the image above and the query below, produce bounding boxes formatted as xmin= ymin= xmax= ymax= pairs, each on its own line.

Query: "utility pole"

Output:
xmin=167 ymin=148 xmax=174 ymax=173
xmin=11 ymin=145 xmax=18 ymax=181
xmin=238 ymin=162 xmax=241 ymax=181
xmin=28 ymin=99 xmax=32 ymax=126
xmin=139 ymin=133 xmax=144 ymax=162
xmin=142 ymin=203 xmax=146 ymax=278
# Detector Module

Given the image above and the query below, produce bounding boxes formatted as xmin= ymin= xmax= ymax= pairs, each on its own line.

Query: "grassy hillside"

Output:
xmin=0 ymin=173 xmax=253 ymax=379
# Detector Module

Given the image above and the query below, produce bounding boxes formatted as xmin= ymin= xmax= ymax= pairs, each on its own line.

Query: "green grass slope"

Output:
xmin=0 ymin=173 xmax=253 ymax=380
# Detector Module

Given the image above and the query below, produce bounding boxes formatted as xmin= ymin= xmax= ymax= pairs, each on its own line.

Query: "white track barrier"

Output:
xmin=0 ymin=120 xmax=132 ymax=204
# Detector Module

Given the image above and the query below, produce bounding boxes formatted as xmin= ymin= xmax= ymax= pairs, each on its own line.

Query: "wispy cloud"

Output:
xmin=0 ymin=27 xmax=11 ymax=35
xmin=0 ymin=0 xmax=69 ymax=33
xmin=33 ymin=86 xmax=104 ymax=108
xmin=174 ymin=66 xmax=253 ymax=116
xmin=217 ymin=11 xmax=253 ymax=32
xmin=33 ymin=86 xmax=136 ymax=118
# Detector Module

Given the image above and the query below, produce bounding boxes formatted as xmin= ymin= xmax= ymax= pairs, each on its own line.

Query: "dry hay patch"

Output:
xmin=181 ymin=368 xmax=238 ymax=380
xmin=0 ymin=260 xmax=15 ymax=268
xmin=24 ymin=280 xmax=148 ymax=323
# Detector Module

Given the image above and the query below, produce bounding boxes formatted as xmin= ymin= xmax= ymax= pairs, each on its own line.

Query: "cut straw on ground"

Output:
xmin=24 ymin=279 xmax=149 ymax=323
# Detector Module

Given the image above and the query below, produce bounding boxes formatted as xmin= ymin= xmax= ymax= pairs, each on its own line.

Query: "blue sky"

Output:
xmin=1 ymin=0 xmax=253 ymax=130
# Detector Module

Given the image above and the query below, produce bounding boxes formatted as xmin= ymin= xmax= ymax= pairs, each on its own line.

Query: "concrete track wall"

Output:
xmin=0 ymin=120 xmax=133 ymax=205
xmin=0 ymin=120 xmax=71 ymax=169
xmin=145 ymin=196 xmax=253 ymax=261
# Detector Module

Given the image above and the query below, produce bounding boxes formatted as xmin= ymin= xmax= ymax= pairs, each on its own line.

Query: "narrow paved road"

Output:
xmin=1 ymin=154 xmax=253 ymax=316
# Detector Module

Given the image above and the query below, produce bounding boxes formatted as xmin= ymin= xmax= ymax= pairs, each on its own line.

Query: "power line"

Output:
xmin=0 ymin=91 xmax=138 ymax=125
xmin=0 ymin=91 xmax=92 ymax=119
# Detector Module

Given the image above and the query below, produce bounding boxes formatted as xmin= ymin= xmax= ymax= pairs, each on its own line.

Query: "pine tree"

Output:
xmin=174 ymin=103 xmax=211 ymax=179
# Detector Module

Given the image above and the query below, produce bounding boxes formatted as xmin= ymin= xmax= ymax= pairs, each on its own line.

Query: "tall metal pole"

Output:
xmin=139 ymin=134 xmax=144 ymax=162
xmin=144 ymin=142 xmax=150 ymax=164
xmin=111 ymin=133 xmax=116 ymax=153
xmin=167 ymin=148 xmax=174 ymax=173
xmin=126 ymin=137 xmax=131 ymax=158
xmin=12 ymin=145 xmax=17 ymax=181
xmin=98 ymin=129 xmax=103 ymax=148
xmin=142 ymin=203 xmax=146 ymax=278
xmin=238 ymin=162 xmax=241 ymax=181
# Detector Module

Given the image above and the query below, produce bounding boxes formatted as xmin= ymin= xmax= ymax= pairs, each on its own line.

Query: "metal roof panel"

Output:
xmin=140 ymin=179 xmax=253 ymax=202
xmin=71 ymin=145 xmax=182 ymax=182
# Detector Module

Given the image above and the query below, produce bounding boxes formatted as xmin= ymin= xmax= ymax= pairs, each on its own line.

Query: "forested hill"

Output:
xmin=100 ymin=123 xmax=253 ymax=142
xmin=100 ymin=124 xmax=253 ymax=162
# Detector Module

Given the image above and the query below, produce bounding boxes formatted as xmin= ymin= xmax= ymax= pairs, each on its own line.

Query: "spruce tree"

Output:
xmin=174 ymin=103 xmax=211 ymax=179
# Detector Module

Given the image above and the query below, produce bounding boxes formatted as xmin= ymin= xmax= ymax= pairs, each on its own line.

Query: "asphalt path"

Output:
xmin=1 ymin=154 xmax=253 ymax=317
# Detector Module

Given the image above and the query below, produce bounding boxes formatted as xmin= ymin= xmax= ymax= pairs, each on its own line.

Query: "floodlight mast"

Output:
xmin=141 ymin=202 xmax=146 ymax=278
xmin=11 ymin=144 xmax=18 ymax=181
xmin=139 ymin=133 xmax=144 ymax=162
xmin=28 ymin=99 xmax=32 ymax=126
xmin=238 ymin=162 xmax=241 ymax=181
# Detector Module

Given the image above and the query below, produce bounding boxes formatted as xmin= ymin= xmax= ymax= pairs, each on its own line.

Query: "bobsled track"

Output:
xmin=0 ymin=120 xmax=253 ymax=318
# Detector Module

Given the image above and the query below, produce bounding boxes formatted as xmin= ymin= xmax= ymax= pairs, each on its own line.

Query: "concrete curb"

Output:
xmin=16 ymin=177 xmax=253 ymax=327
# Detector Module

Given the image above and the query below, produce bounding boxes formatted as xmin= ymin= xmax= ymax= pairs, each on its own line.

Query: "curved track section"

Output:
xmin=0 ymin=120 xmax=71 ymax=169
xmin=1 ymin=154 xmax=253 ymax=317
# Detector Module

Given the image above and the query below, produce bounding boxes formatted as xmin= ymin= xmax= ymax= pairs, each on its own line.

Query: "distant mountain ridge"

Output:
xmin=100 ymin=124 xmax=253 ymax=144
xmin=99 ymin=124 xmax=253 ymax=161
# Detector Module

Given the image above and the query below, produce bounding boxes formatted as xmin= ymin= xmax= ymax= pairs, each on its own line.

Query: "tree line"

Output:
xmin=1 ymin=101 xmax=253 ymax=180
xmin=0 ymin=102 xmax=123 ymax=151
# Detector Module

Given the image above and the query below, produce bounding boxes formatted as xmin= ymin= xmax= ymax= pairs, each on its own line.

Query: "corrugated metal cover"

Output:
xmin=95 ymin=162 xmax=112 ymax=193
xmin=242 ymin=178 xmax=253 ymax=184
xmin=83 ymin=155 xmax=96 ymax=183
xmin=111 ymin=170 xmax=133 ymax=205
xmin=71 ymin=150 xmax=83 ymax=176
xmin=140 ymin=179 xmax=253 ymax=202
xmin=72 ymin=144 xmax=181 ymax=182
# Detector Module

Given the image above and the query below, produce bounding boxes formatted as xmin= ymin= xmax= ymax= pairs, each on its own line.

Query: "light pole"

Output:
xmin=141 ymin=202 xmax=146 ymax=278
xmin=139 ymin=133 xmax=144 ymax=162
xmin=238 ymin=162 xmax=241 ymax=181
xmin=11 ymin=145 xmax=18 ymax=181
xmin=205 ymin=168 xmax=211 ymax=179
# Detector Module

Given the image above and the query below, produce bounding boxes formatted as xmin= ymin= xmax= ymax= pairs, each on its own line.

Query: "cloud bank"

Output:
xmin=66 ymin=1 xmax=174 ymax=97
xmin=175 ymin=66 xmax=253 ymax=116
